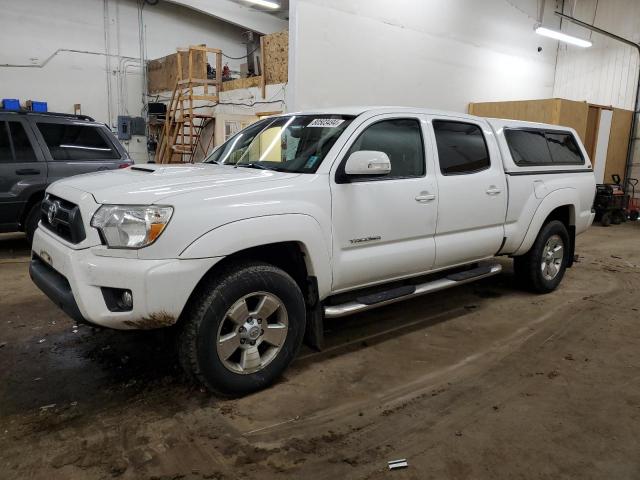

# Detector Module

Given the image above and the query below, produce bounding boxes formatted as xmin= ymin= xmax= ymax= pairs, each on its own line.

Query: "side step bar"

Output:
xmin=324 ymin=263 xmax=502 ymax=318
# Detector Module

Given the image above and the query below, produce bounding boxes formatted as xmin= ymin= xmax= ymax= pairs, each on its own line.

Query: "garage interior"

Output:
xmin=1 ymin=0 xmax=640 ymax=478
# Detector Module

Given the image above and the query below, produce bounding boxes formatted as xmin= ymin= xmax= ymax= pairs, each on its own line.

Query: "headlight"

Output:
xmin=90 ymin=205 xmax=173 ymax=248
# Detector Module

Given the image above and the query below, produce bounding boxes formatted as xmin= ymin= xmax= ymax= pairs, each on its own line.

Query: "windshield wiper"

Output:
xmin=235 ymin=163 xmax=270 ymax=170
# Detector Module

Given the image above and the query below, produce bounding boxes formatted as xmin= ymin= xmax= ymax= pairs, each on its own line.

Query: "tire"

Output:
xmin=630 ymin=210 xmax=639 ymax=221
xmin=513 ymin=220 xmax=570 ymax=294
xmin=178 ymin=262 xmax=306 ymax=396
xmin=24 ymin=201 xmax=42 ymax=245
xmin=600 ymin=212 xmax=612 ymax=227
xmin=611 ymin=210 xmax=623 ymax=225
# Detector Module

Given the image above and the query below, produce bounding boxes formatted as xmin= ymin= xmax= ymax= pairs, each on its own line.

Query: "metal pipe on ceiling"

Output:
xmin=554 ymin=11 xmax=640 ymax=183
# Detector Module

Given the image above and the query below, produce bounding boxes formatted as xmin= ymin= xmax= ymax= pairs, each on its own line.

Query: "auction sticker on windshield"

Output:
xmin=307 ymin=118 xmax=345 ymax=128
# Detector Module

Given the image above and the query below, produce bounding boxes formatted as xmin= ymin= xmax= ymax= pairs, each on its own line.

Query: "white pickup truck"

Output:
xmin=30 ymin=107 xmax=596 ymax=395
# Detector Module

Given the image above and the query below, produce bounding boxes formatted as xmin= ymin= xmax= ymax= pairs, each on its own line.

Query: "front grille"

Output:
xmin=41 ymin=195 xmax=86 ymax=244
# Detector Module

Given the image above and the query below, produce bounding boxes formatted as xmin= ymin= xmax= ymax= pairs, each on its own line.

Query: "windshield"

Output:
xmin=203 ymin=114 xmax=354 ymax=173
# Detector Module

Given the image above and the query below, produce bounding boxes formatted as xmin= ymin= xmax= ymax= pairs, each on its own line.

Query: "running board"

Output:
xmin=323 ymin=263 xmax=502 ymax=318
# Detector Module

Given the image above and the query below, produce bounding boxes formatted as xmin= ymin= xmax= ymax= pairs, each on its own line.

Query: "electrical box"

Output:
xmin=117 ymin=116 xmax=131 ymax=140
xmin=131 ymin=117 xmax=146 ymax=136
xmin=148 ymin=103 xmax=166 ymax=115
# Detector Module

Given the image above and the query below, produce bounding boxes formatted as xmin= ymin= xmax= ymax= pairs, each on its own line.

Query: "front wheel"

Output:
xmin=514 ymin=220 xmax=569 ymax=293
xmin=178 ymin=262 xmax=306 ymax=396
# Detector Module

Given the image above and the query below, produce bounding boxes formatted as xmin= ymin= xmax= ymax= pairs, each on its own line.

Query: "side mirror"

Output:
xmin=344 ymin=151 xmax=391 ymax=176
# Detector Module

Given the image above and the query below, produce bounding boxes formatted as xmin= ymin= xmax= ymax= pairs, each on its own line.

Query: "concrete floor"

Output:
xmin=1 ymin=224 xmax=640 ymax=479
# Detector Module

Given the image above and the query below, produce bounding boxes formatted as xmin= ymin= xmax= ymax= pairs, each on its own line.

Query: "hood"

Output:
xmin=56 ymin=163 xmax=300 ymax=204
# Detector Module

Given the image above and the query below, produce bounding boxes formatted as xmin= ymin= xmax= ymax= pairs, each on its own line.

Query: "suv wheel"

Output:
xmin=24 ymin=201 xmax=42 ymax=245
xmin=514 ymin=220 xmax=569 ymax=293
xmin=178 ymin=262 xmax=306 ymax=396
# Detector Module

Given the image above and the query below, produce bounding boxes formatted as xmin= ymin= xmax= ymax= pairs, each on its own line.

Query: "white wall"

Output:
xmin=288 ymin=0 xmax=560 ymax=113
xmin=551 ymin=0 xmax=640 ymax=185
xmin=0 ymin=0 xmax=251 ymax=128
xmin=553 ymin=0 xmax=640 ymax=110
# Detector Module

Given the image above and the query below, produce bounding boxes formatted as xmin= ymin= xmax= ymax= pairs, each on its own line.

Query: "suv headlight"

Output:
xmin=90 ymin=205 xmax=173 ymax=248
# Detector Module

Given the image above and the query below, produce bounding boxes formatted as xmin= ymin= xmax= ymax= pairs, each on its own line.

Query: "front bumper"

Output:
xmin=31 ymin=227 xmax=221 ymax=330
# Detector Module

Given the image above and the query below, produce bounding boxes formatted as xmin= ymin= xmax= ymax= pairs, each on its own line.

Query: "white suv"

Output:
xmin=31 ymin=107 xmax=596 ymax=395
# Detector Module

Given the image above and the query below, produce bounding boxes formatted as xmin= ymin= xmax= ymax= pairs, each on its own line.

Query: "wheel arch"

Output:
xmin=18 ymin=189 xmax=45 ymax=229
xmin=179 ymin=214 xmax=331 ymax=296
xmin=514 ymin=188 xmax=578 ymax=256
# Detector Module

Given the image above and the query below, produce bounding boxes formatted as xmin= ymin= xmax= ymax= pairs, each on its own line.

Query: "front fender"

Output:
xmin=179 ymin=214 xmax=333 ymax=299
xmin=513 ymin=188 xmax=577 ymax=256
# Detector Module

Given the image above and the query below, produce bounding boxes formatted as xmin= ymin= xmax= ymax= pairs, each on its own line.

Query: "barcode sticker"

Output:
xmin=307 ymin=118 xmax=345 ymax=128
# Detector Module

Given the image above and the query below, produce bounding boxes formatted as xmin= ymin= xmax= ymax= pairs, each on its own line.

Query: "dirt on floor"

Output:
xmin=1 ymin=224 xmax=640 ymax=479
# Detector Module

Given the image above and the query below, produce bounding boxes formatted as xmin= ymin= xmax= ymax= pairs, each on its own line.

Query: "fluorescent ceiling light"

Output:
xmin=535 ymin=26 xmax=592 ymax=48
xmin=245 ymin=0 xmax=280 ymax=8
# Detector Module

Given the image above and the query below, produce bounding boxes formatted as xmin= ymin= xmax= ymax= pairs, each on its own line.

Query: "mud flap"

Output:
xmin=304 ymin=276 xmax=324 ymax=351
xmin=567 ymin=225 xmax=576 ymax=268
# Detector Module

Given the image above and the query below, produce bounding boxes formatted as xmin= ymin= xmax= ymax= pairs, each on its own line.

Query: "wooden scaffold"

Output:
xmin=155 ymin=45 xmax=222 ymax=164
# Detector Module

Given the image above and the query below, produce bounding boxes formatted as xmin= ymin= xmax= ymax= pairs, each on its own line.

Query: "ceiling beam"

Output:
xmin=163 ymin=0 xmax=288 ymax=34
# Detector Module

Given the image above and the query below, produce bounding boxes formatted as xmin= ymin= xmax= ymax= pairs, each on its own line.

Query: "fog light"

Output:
xmin=101 ymin=287 xmax=133 ymax=312
xmin=120 ymin=290 xmax=133 ymax=309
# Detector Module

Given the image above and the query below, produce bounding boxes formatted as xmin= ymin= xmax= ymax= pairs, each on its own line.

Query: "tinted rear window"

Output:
xmin=37 ymin=123 xmax=119 ymax=161
xmin=546 ymin=132 xmax=583 ymax=164
xmin=433 ymin=121 xmax=490 ymax=175
xmin=8 ymin=121 xmax=37 ymax=162
xmin=505 ymin=129 xmax=584 ymax=166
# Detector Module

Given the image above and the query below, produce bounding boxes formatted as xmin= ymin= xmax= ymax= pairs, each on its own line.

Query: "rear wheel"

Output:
xmin=178 ymin=262 xmax=306 ymax=396
xmin=514 ymin=220 xmax=569 ymax=293
xmin=24 ymin=201 xmax=42 ymax=245
xmin=629 ymin=210 xmax=639 ymax=221
xmin=600 ymin=212 xmax=612 ymax=227
xmin=611 ymin=210 xmax=623 ymax=225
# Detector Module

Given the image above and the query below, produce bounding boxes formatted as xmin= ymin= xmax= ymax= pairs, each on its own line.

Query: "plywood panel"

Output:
xmin=469 ymin=98 xmax=589 ymax=142
xmin=468 ymin=99 xmax=559 ymax=125
xmin=584 ymin=106 xmax=600 ymax=160
xmin=263 ymin=30 xmax=288 ymax=85
xmin=221 ymin=76 xmax=262 ymax=91
xmin=557 ymin=99 xmax=589 ymax=144
xmin=605 ymin=108 xmax=633 ymax=181
xmin=148 ymin=50 xmax=206 ymax=94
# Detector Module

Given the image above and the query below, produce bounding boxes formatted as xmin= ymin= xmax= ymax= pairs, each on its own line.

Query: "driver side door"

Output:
xmin=329 ymin=114 xmax=438 ymax=293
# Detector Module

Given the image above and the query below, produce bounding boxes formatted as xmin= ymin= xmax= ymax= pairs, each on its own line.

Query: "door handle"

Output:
xmin=486 ymin=186 xmax=502 ymax=195
xmin=15 ymin=168 xmax=41 ymax=176
xmin=415 ymin=193 xmax=436 ymax=203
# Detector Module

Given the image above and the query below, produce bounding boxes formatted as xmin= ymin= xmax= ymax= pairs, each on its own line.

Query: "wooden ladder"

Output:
xmin=155 ymin=45 xmax=222 ymax=164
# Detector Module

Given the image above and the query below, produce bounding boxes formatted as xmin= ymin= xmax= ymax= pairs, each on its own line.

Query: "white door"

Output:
xmin=427 ymin=116 xmax=507 ymax=268
xmin=330 ymin=114 xmax=438 ymax=292
xmin=593 ymin=109 xmax=613 ymax=184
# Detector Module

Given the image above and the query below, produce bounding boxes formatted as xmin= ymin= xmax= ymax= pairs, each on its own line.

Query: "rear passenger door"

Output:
xmin=30 ymin=119 xmax=125 ymax=182
xmin=0 ymin=117 xmax=47 ymax=230
xmin=427 ymin=117 xmax=507 ymax=268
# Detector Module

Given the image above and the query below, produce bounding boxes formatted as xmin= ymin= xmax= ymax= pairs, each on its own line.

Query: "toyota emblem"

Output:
xmin=47 ymin=201 xmax=59 ymax=225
